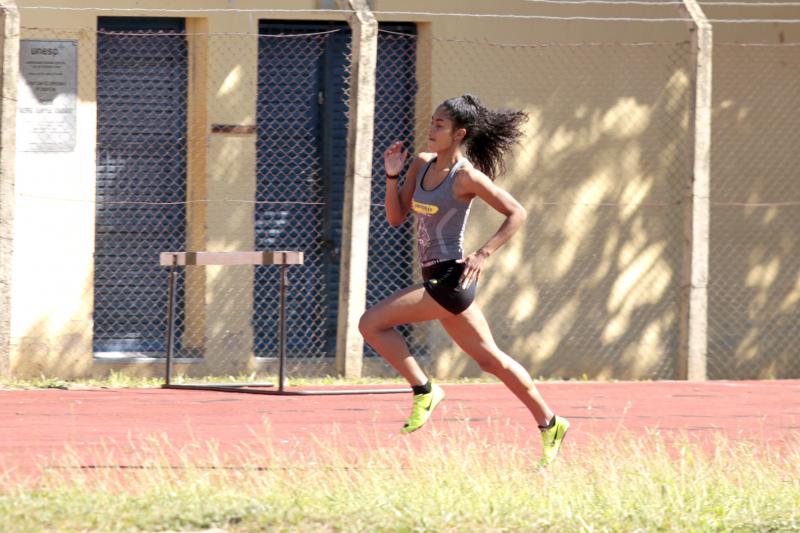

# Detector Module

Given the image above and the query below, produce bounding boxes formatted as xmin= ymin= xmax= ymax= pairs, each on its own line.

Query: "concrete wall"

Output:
xmin=702 ymin=3 xmax=800 ymax=379
xmin=12 ymin=12 xmax=97 ymax=378
xmin=11 ymin=1 xmax=355 ymax=379
xmin=6 ymin=0 xmax=800 ymax=380
xmin=0 ymin=1 xmax=19 ymax=379
xmin=389 ymin=0 xmax=800 ymax=381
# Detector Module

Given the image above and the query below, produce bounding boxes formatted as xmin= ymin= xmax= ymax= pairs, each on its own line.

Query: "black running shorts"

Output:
xmin=421 ymin=259 xmax=476 ymax=315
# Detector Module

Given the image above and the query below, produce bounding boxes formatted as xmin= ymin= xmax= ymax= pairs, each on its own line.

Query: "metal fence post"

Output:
xmin=678 ymin=0 xmax=712 ymax=381
xmin=0 ymin=0 xmax=19 ymax=378
xmin=335 ymin=0 xmax=378 ymax=379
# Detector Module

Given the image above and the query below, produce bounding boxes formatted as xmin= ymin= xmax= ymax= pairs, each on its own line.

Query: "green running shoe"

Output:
xmin=539 ymin=415 xmax=570 ymax=467
xmin=401 ymin=383 xmax=445 ymax=433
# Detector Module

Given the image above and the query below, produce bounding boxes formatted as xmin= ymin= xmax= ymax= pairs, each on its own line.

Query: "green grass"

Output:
xmin=1 ymin=430 xmax=797 ymax=532
xmin=0 ymin=371 xmax=507 ymax=390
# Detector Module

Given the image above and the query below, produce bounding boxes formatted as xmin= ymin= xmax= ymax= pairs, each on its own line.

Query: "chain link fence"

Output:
xmin=19 ymin=25 xmax=359 ymax=378
xmin=395 ymin=35 xmax=692 ymax=380
xmin=12 ymin=15 xmax=800 ymax=381
xmin=708 ymin=42 xmax=800 ymax=379
xmin=366 ymin=27 xmax=426 ymax=363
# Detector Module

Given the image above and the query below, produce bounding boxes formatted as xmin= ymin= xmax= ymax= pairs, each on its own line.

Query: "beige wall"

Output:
xmin=12 ymin=13 xmax=97 ymax=378
xmin=391 ymin=1 xmax=800 ymax=381
xmin=706 ymin=41 xmax=800 ymax=379
xmin=0 ymin=1 xmax=19 ymax=379
xmin=12 ymin=1 xmax=351 ymax=379
xmin=701 ymin=6 xmax=800 ymax=380
xmin=7 ymin=0 xmax=800 ymax=380
xmin=427 ymin=48 xmax=690 ymax=380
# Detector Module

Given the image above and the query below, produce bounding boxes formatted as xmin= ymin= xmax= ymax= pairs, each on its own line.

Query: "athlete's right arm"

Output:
xmin=384 ymin=146 xmax=426 ymax=227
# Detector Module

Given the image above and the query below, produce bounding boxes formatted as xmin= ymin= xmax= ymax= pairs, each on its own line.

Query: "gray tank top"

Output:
xmin=411 ymin=156 xmax=472 ymax=265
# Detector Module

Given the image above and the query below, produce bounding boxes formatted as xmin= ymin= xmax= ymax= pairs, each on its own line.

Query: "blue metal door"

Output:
xmin=366 ymin=24 xmax=419 ymax=358
xmin=254 ymin=21 xmax=349 ymax=358
xmin=94 ymin=17 xmax=187 ymax=354
xmin=254 ymin=21 xmax=417 ymax=360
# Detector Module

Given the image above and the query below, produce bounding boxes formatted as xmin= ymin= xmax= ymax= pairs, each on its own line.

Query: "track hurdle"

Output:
xmin=159 ymin=251 xmax=410 ymax=396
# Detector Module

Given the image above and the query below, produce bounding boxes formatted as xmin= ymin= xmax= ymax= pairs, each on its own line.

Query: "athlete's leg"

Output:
xmin=438 ymin=304 xmax=554 ymax=426
xmin=359 ymin=284 xmax=454 ymax=386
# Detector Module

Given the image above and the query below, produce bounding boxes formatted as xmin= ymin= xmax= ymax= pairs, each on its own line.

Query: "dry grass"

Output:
xmin=0 ymin=428 xmax=797 ymax=532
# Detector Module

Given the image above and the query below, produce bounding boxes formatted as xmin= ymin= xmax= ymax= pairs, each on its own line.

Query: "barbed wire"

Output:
xmin=520 ymin=0 xmax=684 ymax=4
xmin=94 ymin=28 xmax=344 ymax=38
xmin=21 ymin=27 xmax=346 ymax=38
xmin=15 ymin=7 xmax=800 ymax=24
xmin=21 ymin=26 xmax=691 ymax=46
xmin=22 ymin=26 xmax=797 ymax=46
xmin=717 ymin=41 xmax=800 ymax=45
xmin=21 ymin=194 xmax=800 ymax=208
xmin=699 ymin=0 xmax=800 ymax=4
xmin=521 ymin=0 xmax=800 ymax=5
xmin=378 ymin=27 xmax=690 ymax=45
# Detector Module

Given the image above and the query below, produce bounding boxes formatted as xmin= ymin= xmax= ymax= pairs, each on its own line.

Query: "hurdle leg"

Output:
xmin=278 ymin=261 xmax=288 ymax=392
xmin=164 ymin=257 xmax=178 ymax=386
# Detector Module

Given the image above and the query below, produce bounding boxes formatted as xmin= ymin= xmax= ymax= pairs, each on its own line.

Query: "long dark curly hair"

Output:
xmin=439 ymin=94 xmax=528 ymax=179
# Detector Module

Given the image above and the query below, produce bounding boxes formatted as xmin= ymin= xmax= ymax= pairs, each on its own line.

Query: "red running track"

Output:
xmin=1 ymin=380 xmax=799 ymax=479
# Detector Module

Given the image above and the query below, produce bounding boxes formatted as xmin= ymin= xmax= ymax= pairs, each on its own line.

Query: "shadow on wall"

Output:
xmin=428 ymin=41 xmax=691 ymax=380
xmin=12 ymin=37 xmax=800 ymax=382
xmin=706 ymin=44 xmax=800 ymax=380
xmin=426 ymin=40 xmax=800 ymax=381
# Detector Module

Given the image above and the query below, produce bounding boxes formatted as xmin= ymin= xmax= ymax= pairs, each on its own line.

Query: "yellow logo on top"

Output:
xmin=412 ymin=200 xmax=439 ymax=215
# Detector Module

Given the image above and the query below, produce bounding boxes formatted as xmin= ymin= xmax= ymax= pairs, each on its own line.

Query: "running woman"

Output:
xmin=359 ymin=94 xmax=570 ymax=467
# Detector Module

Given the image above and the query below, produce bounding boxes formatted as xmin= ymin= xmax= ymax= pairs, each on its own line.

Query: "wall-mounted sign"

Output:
xmin=17 ymin=40 xmax=78 ymax=152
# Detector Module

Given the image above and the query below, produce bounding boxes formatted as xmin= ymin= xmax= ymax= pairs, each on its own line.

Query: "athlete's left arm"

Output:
xmin=455 ymin=168 xmax=527 ymax=288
